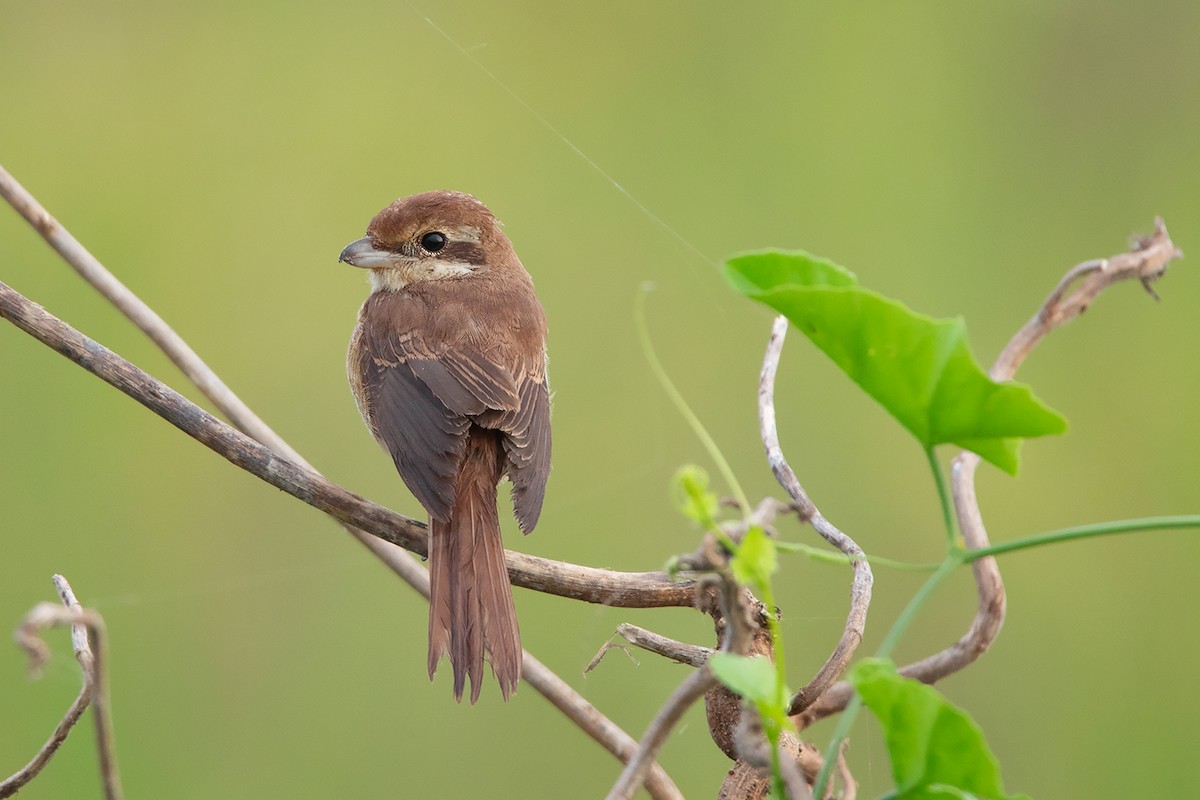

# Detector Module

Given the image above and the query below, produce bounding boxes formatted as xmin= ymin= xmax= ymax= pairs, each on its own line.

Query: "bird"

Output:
xmin=339 ymin=191 xmax=551 ymax=702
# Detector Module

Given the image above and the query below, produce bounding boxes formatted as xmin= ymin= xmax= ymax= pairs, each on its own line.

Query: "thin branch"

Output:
xmin=2 ymin=575 xmax=122 ymax=800
xmin=605 ymin=666 xmax=718 ymax=800
xmin=0 ymin=164 xmax=452 ymax=605
xmin=618 ymin=623 xmax=713 ymax=667
xmin=2 ymin=581 xmax=94 ymax=798
xmin=588 ymin=624 xmax=712 ymax=672
xmin=795 ymin=218 xmax=1183 ymax=728
xmin=608 ymin=570 xmax=757 ymax=800
xmin=523 ymin=650 xmax=683 ymax=800
xmin=0 ymin=168 xmax=301 ymax=461
xmin=0 ymin=280 xmax=695 ymax=609
xmin=994 ymin=219 xmax=1180 ymax=381
xmin=758 ymin=314 xmax=874 ymax=715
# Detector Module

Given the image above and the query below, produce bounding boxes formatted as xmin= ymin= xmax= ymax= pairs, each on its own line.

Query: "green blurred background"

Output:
xmin=2 ymin=2 xmax=1198 ymax=797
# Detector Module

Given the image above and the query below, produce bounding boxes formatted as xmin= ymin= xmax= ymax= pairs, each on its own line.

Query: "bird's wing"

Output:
xmin=475 ymin=356 xmax=551 ymax=533
xmin=354 ymin=298 xmax=537 ymax=522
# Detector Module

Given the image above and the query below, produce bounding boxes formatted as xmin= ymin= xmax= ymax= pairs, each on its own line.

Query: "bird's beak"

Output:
xmin=339 ymin=237 xmax=403 ymax=269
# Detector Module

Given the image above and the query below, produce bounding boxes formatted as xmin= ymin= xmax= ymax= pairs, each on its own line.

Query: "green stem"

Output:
xmin=814 ymin=514 xmax=1200 ymax=795
xmin=635 ymin=289 xmax=752 ymax=515
xmin=859 ymin=554 xmax=942 ymax=572
xmin=926 ymin=447 xmax=957 ymax=543
xmin=812 ymin=556 xmax=959 ymax=797
xmin=963 ymin=515 xmax=1200 ymax=561
xmin=775 ymin=541 xmax=941 ymax=572
xmin=757 ymin=578 xmax=788 ymax=702
xmin=874 ymin=556 xmax=959 ymax=659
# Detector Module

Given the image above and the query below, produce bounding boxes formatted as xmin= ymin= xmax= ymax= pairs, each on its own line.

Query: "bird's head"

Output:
xmin=338 ymin=191 xmax=517 ymax=292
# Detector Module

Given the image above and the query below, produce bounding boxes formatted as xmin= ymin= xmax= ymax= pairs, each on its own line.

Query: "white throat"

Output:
xmin=369 ymin=261 xmax=477 ymax=293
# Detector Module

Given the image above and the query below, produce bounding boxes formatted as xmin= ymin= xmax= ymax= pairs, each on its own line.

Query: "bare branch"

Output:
xmin=605 ymin=666 xmax=717 ymax=800
xmin=0 ymin=165 xmax=438 ymax=589
xmin=523 ymin=649 xmax=683 ymax=800
xmin=795 ymin=219 xmax=1183 ymax=727
xmin=1 ymin=164 xmax=694 ymax=797
xmin=617 ymin=623 xmax=712 ymax=667
xmin=0 ymin=166 xmax=299 ymax=462
xmin=758 ymin=314 xmax=874 ymax=714
xmin=993 ymin=219 xmax=1181 ymax=382
xmin=584 ymin=638 xmax=639 ymax=674
xmin=732 ymin=709 xmax=813 ymax=800
xmin=588 ymin=624 xmax=713 ymax=673
xmin=0 ymin=280 xmax=695 ymax=609
xmin=2 ymin=575 xmax=122 ymax=800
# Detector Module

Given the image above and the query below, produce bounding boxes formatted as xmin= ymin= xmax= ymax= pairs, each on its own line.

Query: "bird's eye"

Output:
xmin=420 ymin=231 xmax=447 ymax=253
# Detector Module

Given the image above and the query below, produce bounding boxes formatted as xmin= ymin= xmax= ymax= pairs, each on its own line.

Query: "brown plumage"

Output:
xmin=340 ymin=191 xmax=550 ymax=702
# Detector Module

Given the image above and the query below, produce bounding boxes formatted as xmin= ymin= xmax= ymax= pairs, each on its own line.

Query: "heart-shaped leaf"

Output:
xmin=848 ymin=659 xmax=1033 ymax=800
xmin=725 ymin=249 xmax=1066 ymax=474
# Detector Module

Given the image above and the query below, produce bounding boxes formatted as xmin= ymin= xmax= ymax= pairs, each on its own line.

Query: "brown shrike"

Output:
xmin=339 ymin=191 xmax=550 ymax=702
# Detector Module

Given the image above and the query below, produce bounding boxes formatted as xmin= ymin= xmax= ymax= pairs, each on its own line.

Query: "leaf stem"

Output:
xmin=963 ymin=514 xmax=1200 ymax=561
xmin=874 ymin=557 xmax=959 ymax=660
xmin=750 ymin=553 xmax=790 ymax=795
xmin=775 ymin=541 xmax=941 ymax=572
xmin=926 ymin=447 xmax=957 ymax=544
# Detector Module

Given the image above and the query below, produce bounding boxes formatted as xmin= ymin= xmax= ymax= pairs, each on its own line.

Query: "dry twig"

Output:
xmin=587 ymin=624 xmax=713 ymax=673
xmin=2 ymin=575 xmax=122 ymax=800
xmin=730 ymin=710 xmax=813 ymax=800
xmin=757 ymin=314 xmax=874 ymax=714
xmin=795 ymin=219 xmax=1182 ymax=727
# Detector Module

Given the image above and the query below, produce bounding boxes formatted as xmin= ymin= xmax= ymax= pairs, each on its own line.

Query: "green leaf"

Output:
xmin=724 ymin=250 xmax=1067 ymax=475
xmin=670 ymin=465 xmax=720 ymax=528
xmin=847 ymin=659 xmax=1031 ymax=800
xmin=708 ymin=653 xmax=778 ymax=707
xmin=724 ymin=248 xmax=859 ymax=295
xmin=729 ymin=525 xmax=778 ymax=593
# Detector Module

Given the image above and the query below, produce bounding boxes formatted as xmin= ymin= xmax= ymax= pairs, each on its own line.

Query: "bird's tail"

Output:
xmin=427 ymin=430 xmax=522 ymax=703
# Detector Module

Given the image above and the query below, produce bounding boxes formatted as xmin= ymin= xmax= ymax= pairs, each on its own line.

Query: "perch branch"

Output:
xmin=757 ymin=314 xmax=874 ymax=715
xmin=0 ymin=284 xmax=691 ymax=796
xmin=0 ymin=280 xmax=697 ymax=611
xmin=2 ymin=575 xmax=122 ymax=800
xmin=795 ymin=218 xmax=1183 ymax=727
xmin=0 ymin=165 xmax=438 ymax=594
xmin=1 ymin=164 xmax=688 ymax=798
